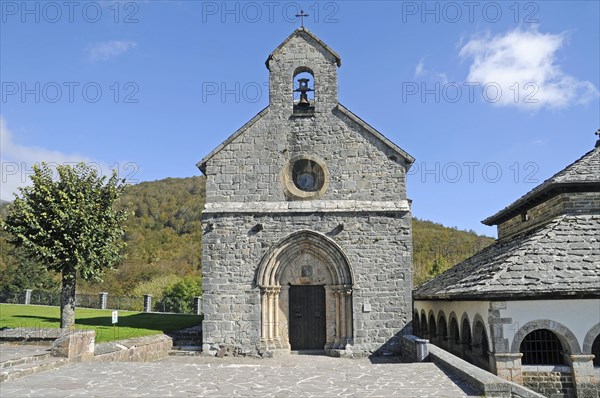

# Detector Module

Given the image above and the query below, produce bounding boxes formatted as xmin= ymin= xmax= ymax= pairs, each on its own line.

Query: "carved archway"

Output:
xmin=256 ymin=230 xmax=353 ymax=351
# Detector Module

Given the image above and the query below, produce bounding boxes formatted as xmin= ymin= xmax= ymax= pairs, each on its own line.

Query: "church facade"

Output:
xmin=197 ymin=28 xmax=414 ymax=357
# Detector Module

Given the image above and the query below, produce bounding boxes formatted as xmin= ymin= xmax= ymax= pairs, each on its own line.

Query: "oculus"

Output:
xmin=283 ymin=155 xmax=329 ymax=200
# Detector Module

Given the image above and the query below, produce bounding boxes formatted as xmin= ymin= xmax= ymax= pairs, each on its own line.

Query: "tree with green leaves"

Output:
xmin=429 ymin=256 xmax=448 ymax=278
xmin=2 ymin=162 xmax=128 ymax=329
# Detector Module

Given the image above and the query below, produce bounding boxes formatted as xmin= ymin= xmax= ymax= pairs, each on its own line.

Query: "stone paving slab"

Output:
xmin=0 ymin=355 xmax=479 ymax=397
xmin=0 ymin=344 xmax=51 ymax=363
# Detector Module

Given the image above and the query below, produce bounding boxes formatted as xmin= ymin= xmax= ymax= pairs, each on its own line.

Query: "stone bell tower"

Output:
xmin=198 ymin=28 xmax=415 ymax=357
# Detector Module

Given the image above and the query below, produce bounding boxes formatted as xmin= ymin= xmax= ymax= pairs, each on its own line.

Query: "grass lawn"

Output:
xmin=0 ymin=304 xmax=202 ymax=343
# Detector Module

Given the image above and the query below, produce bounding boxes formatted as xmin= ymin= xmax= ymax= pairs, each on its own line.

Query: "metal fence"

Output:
xmin=0 ymin=289 xmax=201 ymax=315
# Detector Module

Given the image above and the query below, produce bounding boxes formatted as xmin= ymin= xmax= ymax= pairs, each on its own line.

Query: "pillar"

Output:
xmin=99 ymin=292 xmax=108 ymax=310
xmin=569 ymin=354 xmax=597 ymax=398
xmin=494 ymin=352 xmax=523 ymax=384
xmin=339 ymin=289 xmax=347 ymax=345
xmin=143 ymin=294 xmax=152 ymax=313
xmin=273 ymin=286 xmax=280 ymax=340
xmin=24 ymin=289 xmax=32 ymax=305
xmin=334 ymin=290 xmax=341 ymax=345
xmin=260 ymin=288 xmax=268 ymax=342
xmin=344 ymin=288 xmax=352 ymax=344
xmin=415 ymin=338 xmax=430 ymax=362
xmin=193 ymin=296 xmax=202 ymax=315
xmin=267 ymin=288 xmax=274 ymax=340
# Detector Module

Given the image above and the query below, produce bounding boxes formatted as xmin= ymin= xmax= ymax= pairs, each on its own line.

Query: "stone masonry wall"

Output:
xmin=498 ymin=192 xmax=600 ymax=240
xmin=204 ymin=32 xmax=409 ymax=205
xmin=200 ymin=29 xmax=413 ymax=358
xmin=522 ymin=370 xmax=575 ymax=398
xmin=201 ymin=212 xmax=413 ymax=356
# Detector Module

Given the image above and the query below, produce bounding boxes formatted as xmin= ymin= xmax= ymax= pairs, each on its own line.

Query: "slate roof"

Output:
xmin=414 ymin=214 xmax=600 ymax=300
xmin=483 ymin=145 xmax=600 ymax=225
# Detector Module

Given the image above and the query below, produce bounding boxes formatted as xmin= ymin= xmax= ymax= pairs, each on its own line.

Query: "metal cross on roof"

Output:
xmin=296 ymin=10 xmax=309 ymax=28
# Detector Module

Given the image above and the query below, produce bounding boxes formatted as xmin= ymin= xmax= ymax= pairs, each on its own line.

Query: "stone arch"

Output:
xmin=428 ymin=311 xmax=437 ymax=340
xmin=582 ymin=323 xmax=600 ymax=355
xmin=472 ymin=314 xmax=489 ymax=358
xmin=461 ymin=315 xmax=472 ymax=348
xmin=510 ymin=319 xmax=581 ymax=355
xmin=437 ymin=311 xmax=448 ymax=342
xmin=448 ymin=312 xmax=460 ymax=344
xmin=256 ymin=230 xmax=353 ymax=351
xmin=292 ymin=66 xmax=315 ymax=105
xmin=413 ymin=310 xmax=421 ymax=337
xmin=257 ymin=230 xmax=353 ymax=287
xmin=420 ymin=311 xmax=428 ymax=338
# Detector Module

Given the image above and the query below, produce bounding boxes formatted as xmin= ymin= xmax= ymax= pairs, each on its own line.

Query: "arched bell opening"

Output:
xmin=256 ymin=230 xmax=353 ymax=352
xmin=292 ymin=67 xmax=315 ymax=115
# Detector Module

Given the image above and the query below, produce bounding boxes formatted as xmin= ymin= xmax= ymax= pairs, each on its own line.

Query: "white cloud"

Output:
xmin=86 ymin=40 xmax=137 ymax=62
xmin=0 ymin=117 xmax=106 ymax=201
xmin=459 ymin=28 xmax=598 ymax=109
xmin=414 ymin=59 xmax=425 ymax=78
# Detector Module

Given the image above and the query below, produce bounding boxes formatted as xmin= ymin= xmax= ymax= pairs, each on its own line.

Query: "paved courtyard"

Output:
xmin=0 ymin=354 xmax=477 ymax=397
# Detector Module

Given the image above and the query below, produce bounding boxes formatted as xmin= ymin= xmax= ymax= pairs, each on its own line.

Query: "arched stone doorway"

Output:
xmin=256 ymin=230 xmax=353 ymax=353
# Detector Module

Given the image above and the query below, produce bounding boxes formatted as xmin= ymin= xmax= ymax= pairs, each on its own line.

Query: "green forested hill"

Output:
xmin=1 ymin=176 xmax=494 ymax=295
xmin=412 ymin=218 xmax=494 ymax=286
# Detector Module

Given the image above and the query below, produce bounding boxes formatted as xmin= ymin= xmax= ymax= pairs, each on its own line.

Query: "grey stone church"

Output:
xmin=197 ymin=28 xmax=414 ymax=357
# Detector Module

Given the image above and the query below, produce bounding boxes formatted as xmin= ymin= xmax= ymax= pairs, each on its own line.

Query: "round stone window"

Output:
xmin=283 ymin=155 xmax=329 ymax=200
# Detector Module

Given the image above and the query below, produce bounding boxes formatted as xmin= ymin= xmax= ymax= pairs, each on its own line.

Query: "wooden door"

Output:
xmin=288 ymin=285 xmax=326 ymax=350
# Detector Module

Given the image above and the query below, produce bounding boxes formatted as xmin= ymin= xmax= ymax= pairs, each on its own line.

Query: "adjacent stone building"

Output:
xmin=414 ymin=141 xmax=600 ymax=398
xmin=197 ymin=28 xmax=414 ymax=357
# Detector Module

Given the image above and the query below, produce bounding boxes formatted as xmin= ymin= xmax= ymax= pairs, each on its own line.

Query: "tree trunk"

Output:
xmin=60 ymin=271 xmax=76 ymax=329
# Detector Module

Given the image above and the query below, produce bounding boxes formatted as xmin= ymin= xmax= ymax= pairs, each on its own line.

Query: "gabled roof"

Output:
xmin=196 ymin=107 xmax=269 ymax=174
xmin=483 ymin=145 xmax=600 ymax=225
xmin=336 ymin=104 xmax=415 ymax=165
xmin=196 ymin=104 xmax=415 ymax=175
xmin=415 ymin=214 xmax=600 ymax=301
xmin=265 ymin=27 xmax=341 ymax=69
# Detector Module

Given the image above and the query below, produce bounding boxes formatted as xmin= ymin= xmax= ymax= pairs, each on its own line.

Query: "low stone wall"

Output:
xmin=51 ymin=330 xmax=95 ymax=362
xmin=523 ymin=368 xmax=575 ymax=398
xmin=0 ymin=328 xmax=62 ymax=343
xmin=400 ymin=335 xmax=544 ymax=398
xmin=400 ymin=334 xmax=429 ymax=362
xmin=94 ymin=334 xmax=173 ymax=362
xmin=428 ymin=345 xmax=545 ymax=398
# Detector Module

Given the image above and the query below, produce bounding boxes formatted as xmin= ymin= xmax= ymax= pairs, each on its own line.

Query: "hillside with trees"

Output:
xmin=1 ymin=176 xmax=494 ymax=299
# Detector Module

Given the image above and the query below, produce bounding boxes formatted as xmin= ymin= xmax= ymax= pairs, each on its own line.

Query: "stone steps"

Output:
xmin=168 ymin=349 xmax=203 ymax=356
xmin=167 ymin=324 xmax=202 ymax=355
xmin=0 ymin=352 xmax=51 ymax=369
xmin=0 ymin=356 xmax=69 ymax=383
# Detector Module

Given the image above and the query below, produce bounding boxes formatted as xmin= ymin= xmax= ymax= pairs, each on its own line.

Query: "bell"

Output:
xmin=298 ymin=92 xmax=310 ymax=107
xmin=295 ymin=78 xmax=313 ymax=107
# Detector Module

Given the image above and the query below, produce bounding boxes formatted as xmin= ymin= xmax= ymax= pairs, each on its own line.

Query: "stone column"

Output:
xmin=24 ymin=289 xmax=32 ymax=305
xmin=99 ymin=292 xmax=108 ymax=310
xmin=279 ymin=285 xmax=290 ymax=348
xmin=494 ymin=352 xmax=523 ymax=384
xmin=344 ymin=288 xmax=352 ymax=344
xmin=193 ymin=296 xmax=202 ymax=315
xmin=569 ymin=354 xmax=597 ymax=398
xmin=334 ymin=289 xmax=341 ymax=345
xmin=267 ymin=288 xmax=275 ymax=340
xmin=260 ymin=287 xmax=268 ymax=342
xmin=339 ymin=289 xmax=347 ymax=345
xmin=273 ymin=286 xmax=281 ymax=344
xmin=143 ymin=294 xmax=153 ymax=313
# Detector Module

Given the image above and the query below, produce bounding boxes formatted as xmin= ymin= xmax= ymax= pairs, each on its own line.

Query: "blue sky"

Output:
xmin=1 ymin=1 xmax=599 ymax=237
